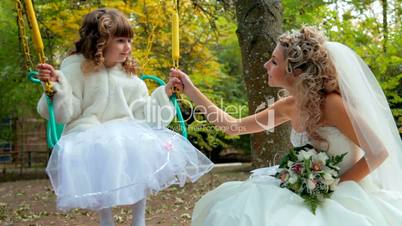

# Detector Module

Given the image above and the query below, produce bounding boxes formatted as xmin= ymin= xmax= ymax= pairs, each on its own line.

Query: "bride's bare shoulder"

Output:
xmin=322 ymin=93 xmax=354 ymax=131
xmin=323 ymin=93 xmax=344 ymax=113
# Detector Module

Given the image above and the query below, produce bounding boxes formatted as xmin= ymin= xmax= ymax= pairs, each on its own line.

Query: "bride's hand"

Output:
xmin=169 ymin=69 xmax=196 ymax=96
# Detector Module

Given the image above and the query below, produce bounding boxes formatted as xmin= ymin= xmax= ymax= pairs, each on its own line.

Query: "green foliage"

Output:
xmin=1 ymin=0 xmax=249 ymax=156
xmin=330 ymin=152 xmax=348 ymax=165
xmin=1 ymin=0 xmax=400 ymax=159
xmin=278 ymin=148 xmax=298 ymax=168
xmin=382 ymin=73 xmax=402 ymax=134
xmin=302 ymin=193 xmax=321 ymax=215
xmin=0 ymin=0 xmax=44 ymax=143
xmin=282 ymin=0 xmax=332 ymax=30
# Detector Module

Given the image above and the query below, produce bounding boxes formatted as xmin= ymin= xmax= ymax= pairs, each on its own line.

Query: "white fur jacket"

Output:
xmin=37 ymin=54 xmax=175 ymax=135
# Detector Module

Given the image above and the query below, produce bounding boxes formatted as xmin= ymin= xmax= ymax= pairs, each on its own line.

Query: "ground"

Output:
xmin=0 ymin=165 xmax=251 ymax=226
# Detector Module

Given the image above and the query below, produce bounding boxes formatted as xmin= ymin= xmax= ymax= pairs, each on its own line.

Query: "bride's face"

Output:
xmin=264 ymin=44 xmax=296 ymax=89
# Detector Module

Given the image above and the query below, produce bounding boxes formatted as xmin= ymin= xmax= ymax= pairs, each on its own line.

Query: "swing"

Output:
xmin=16 ymin=0 xmax=187 ymax=149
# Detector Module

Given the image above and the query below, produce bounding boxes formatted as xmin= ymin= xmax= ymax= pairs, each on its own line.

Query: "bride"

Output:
xmin=170 ymin=26 xmax=402 ymax=226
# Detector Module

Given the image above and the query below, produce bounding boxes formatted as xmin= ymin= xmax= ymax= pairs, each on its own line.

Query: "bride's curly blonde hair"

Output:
xmin=278 ymin=26 xmax=339 ymax=148
xmin=72 ymin=8 xmax=137 ymax=74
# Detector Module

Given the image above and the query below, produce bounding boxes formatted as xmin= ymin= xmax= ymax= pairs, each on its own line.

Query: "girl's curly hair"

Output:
xmin=72 ymin=8 xmax=137 ymax=74
xmin=278 ymin=26 xmax=339 ymax=149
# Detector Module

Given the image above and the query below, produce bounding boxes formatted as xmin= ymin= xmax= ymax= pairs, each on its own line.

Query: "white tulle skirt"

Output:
xmin=192 ymin=168 xmax=402 ymax=226
xmin=46 ymin=118 xmax=214 ymax=211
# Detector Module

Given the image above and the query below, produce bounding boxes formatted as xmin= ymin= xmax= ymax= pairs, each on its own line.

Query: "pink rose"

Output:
xmin=280 ymin=171 xmax=289 ymax=182
xmin=312 ymin=162 xmax=322 ymax=171
xmin=292 ymin=163 xmax=304 ymax=174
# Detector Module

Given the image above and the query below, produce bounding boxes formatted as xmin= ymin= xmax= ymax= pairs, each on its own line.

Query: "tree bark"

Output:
xmin=235 ymin=0 xmax=291 ymax=168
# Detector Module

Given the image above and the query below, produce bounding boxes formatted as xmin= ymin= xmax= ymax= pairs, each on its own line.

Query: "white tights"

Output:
xmin=131 ymin=198 xmax=146 ymax=226
xmin=99 ymin=208 xmax=115 ymax=226
xmin=98 ymin=198 xmax=146 ymax=226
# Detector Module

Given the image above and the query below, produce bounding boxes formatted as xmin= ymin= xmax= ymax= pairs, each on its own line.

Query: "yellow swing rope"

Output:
xmin=171 ymin=0 xmax=181 ymax=95
xmin=22 ymin=0 xmax=55 ymax=97
xmin=172 ymin=0 xmax=180 ymax=69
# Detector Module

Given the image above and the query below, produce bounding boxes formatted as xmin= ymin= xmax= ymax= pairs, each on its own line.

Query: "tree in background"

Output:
xmin=234 ymin=0 xmax=291 ymax=167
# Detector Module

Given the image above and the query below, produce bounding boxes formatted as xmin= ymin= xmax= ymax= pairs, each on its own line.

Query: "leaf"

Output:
xmin=330 ymin=152 xmax=348 ymax=165
xmin=302 ymin=194 xmax=320 ymax=215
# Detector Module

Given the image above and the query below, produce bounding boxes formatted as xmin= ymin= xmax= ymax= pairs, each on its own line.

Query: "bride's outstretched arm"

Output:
xmin=170 ymin=69 xmax=291 ymax=135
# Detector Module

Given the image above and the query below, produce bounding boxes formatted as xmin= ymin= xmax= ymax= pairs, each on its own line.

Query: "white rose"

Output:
xmin=298 ymin=150 xmax=313 ymax=160
xmin=322 ymin=173 xmax=335 ymax=185
xmin=307 ymin=148 xmax=317 ymax=155
xmin=330 ymin=178 xmax=340 ymax=191
xmin=323 ymin=167 xmax=338 ymax=176
xmin=307 ymin=179 xmax=317 ymax=191
xmin=315 ymin=152 xmax=329 ymax=162
xmin=297 ymin=152 xmax=304 ymax=161
xmin=288 ymin=175 xmax=298 ymax=184
xmin=329 ymin=169 xmax=339 ymax=177
xmin=288 ymin=171 xmax=298 ymax=184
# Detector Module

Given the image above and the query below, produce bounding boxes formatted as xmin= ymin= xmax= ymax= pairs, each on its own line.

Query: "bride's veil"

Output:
xmin=325 ymin=42 xmax=402 ymax=192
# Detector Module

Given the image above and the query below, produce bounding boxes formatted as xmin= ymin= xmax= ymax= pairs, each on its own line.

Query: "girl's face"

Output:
xmin=264 ymin=44 xmax=296 ymax=89
xmin=103 ymin=37 xmax=132 ymax=67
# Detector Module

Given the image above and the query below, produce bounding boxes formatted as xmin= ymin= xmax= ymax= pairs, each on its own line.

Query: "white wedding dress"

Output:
xmin=192 ymin=127 xmax=402 ymax=226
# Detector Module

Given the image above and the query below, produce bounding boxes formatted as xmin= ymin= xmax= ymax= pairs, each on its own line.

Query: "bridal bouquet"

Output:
xmin=275 ymin=144 xmax=347 ymax=214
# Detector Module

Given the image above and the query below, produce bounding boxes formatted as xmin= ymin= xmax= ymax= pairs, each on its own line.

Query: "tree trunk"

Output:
xmin=235 ymin=0 xmax=291 ymax=168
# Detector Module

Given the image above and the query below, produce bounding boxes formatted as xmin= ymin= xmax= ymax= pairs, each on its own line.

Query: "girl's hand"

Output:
xmin=165 ymin=76 xmax=183 ymax=97
xmin=36 ymin=63 xmax=59 ymax=82
xmin=169 ymin=69 xmax=195 ymax=96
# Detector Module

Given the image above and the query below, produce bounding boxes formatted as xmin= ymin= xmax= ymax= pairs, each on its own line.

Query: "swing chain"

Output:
xmin=16 ymin=0 xmax=55 ymax=97
xmin=16 ymin=0 xmax=34 ymax=71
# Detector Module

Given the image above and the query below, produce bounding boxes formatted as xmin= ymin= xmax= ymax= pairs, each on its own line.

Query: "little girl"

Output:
xmin=36 ymin=8 xmax=213 ymax=226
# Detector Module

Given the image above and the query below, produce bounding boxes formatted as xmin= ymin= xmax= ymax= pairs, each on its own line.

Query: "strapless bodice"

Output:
xmin=290 ymin=127 xmax=364 ymax=174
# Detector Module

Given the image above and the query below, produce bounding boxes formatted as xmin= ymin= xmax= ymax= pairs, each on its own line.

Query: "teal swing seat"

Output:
xmin=28 ymin=71 xmax=187 ymax=149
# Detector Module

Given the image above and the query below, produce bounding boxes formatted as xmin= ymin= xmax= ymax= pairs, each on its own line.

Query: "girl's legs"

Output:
xmin=99 ymin=208 xmax=115 ymax=226
xmin=131 ymin=198 xmax=146 ymax=226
